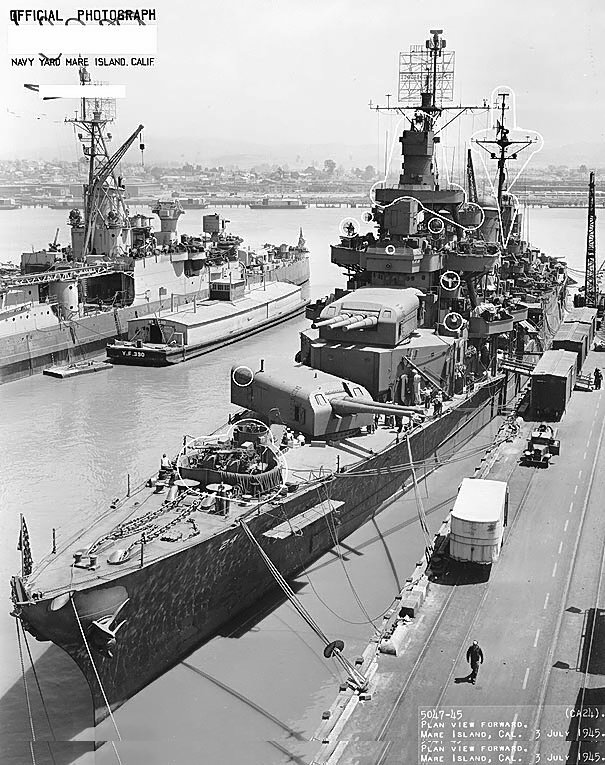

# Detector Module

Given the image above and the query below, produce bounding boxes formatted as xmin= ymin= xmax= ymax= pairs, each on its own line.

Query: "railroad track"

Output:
xmin=372 ymin=454 xmax=538 ymax=757
xmin=371 ymin=397 xmax=605 ymax=764
xmin=528 ymin=404 xmax=605 ymax=763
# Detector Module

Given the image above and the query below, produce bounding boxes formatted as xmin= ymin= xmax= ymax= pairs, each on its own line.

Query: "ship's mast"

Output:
xmin=370 ymin=30 xmax=487 ymax=192
xmin=473 ymin=92 xmax=538 ymax=240
xmin=66 ymin=66 xmax=144 ymax=259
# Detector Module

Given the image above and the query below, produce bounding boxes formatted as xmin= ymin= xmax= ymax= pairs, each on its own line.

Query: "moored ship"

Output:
xmin=249 ymin=196 xmax=307 ymax=209
xmin=10 ymin=30 xmax=568 ymax=728
xmin=106 ymin=230 xmax=310 ymax=366
xmin=0 ymin=68 xmax=309 ymax=385
xmin=0 ymin=197 xmax=22 ymax=210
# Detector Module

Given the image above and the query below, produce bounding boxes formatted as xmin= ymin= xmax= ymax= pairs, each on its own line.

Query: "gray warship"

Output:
xmin=11 ymin=30 xmax=566 ymax=727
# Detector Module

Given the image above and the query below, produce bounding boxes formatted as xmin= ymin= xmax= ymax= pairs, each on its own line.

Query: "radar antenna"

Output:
xmin=371 ymin=29 xmax=487 ymax=135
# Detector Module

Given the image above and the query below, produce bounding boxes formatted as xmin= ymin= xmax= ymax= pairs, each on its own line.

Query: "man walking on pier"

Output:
xmin=466 ymin=640 xmax=484 ymax=684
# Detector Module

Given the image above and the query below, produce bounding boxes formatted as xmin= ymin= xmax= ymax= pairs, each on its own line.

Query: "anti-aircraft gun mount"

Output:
xmin=231 ymin=364 xmax=425 ymax=442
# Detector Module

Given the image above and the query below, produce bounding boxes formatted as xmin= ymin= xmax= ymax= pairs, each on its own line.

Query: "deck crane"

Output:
xmin=463 ymin=148 xmax=482 ymax=308
xmin=26 ymin=65 xmax=145 ymax=261
xmin=466 ymin=148 xmax=478 ymax=204
xmin=81 ymin=123 xmax=144 ymax=258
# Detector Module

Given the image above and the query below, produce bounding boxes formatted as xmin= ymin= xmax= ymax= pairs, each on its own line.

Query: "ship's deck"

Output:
xmin=24 ymin=481 xmax=258 ymax=598
xmin=123 ymin=281 xmax=300 ymax=332
xmin=22 ymin=386 xmax=472 ymax=600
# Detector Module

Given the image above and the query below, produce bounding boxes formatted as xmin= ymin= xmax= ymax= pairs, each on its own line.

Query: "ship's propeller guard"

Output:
xmin=323 ymin=639 xmax=345 ymax=658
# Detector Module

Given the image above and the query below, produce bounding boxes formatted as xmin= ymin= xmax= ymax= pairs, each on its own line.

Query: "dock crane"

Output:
xmin=81 ymin=122 xmax=144 ymax=258
xmin=584 ymin=171 xmax=597 ymax=308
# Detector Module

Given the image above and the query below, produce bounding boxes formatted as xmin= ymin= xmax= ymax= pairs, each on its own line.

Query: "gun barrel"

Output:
xmin=355 ymin=398 xmax=426 ymax=416
xmin=342 ymin=316 xmax=378 ymax=331
xmin=313 ymin=313 xmax=352 ymax=329
xmin=331 ymin=397 xmax=425 ymax=419
xmin=329 ymin=313 xmax=361 ymax=329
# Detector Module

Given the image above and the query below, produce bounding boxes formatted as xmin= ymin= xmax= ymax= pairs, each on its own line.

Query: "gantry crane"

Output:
xmin=585 ymin=171 xmax=597 ymax=308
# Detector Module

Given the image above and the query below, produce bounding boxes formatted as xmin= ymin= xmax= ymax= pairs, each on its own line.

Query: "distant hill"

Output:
xmin=22 ymin=133 xmax=605 ymax=172
xmin=138 ymin=137 xmax=379 ymax=169
xmin=532 ymin=142 xmax=605 ymax=169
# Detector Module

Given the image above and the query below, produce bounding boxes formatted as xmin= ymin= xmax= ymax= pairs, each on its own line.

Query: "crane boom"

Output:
xmin=466 ymin=148 xmax=478 ymax=204
xmin=82 ymin=124 xmax=144 ymax=257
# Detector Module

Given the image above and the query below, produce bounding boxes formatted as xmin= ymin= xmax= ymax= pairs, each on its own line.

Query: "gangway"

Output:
xmin=499 ymin=355 xmax=536 ymax=376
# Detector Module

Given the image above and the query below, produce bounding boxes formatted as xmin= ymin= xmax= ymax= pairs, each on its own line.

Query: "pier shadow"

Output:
xmin=217 ymin=579 xmax=307 ymax=639
xmin=0 ymin=642 xmax=95 ymax=765
xmin=577 ymin=608 xmax=605 ymax=675
xmin=306 ymin=493 xmax=456 ymax=578
xmin=564 ymin=687 xmax=605 ymax=762
xmin=181 ymin=661 xmax=306 ymax=742
xmin=1 ymin=580 xmax=310 ymax=765
xmin=427 ymin=556 xmax=492 ymax=586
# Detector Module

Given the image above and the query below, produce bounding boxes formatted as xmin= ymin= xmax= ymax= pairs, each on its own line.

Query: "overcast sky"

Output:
xmin=2 ymin=0 xmax=604 ymax=165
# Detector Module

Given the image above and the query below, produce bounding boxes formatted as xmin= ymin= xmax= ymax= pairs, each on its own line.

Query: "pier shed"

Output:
xmin=551 ymin=322 xmax=590 ymax=372
xmin=563 ymin=307 xmax=598 ymax=345
xmin=530 ymin=350 xmax=577 ymax=419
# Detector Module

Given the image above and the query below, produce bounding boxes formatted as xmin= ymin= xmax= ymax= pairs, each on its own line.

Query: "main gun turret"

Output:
xmin=231 ymin=364 xmax=424 ymax=440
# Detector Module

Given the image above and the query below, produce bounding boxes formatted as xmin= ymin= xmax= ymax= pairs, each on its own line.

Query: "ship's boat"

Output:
xmin=0 ymin=71 xmax=309 ymax=384
xmin=10 ymin=30 xmax=567 ymax=726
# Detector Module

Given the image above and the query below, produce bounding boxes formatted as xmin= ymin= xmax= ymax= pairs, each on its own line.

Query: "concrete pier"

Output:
xmin=312 ymin=347 xmax=605 ymax=765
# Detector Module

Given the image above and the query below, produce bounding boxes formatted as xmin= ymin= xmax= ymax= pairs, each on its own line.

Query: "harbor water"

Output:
xmin=0 ymin=205 xmax=599 ymax=764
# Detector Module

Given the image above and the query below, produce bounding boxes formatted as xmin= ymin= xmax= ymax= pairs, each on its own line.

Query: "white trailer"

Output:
xmin=449 ymin=478 xmax=508 ymax=564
